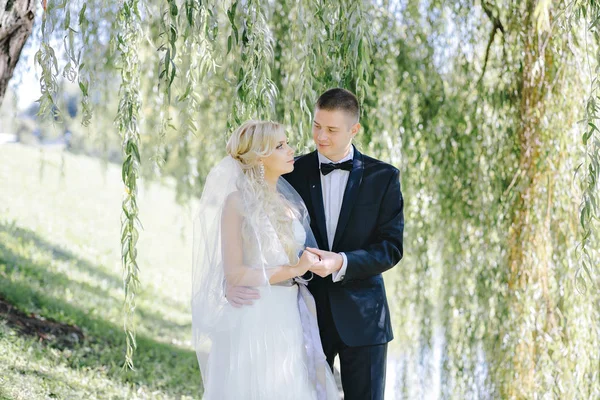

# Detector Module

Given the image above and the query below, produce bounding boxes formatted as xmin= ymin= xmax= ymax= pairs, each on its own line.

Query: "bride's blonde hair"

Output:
xmin=226 ymin=121 xmax=300 ymax=265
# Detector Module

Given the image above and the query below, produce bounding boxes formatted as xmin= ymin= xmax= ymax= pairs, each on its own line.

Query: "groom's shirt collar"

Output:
xmin=317 ymin=146 xmax=354 ymax=167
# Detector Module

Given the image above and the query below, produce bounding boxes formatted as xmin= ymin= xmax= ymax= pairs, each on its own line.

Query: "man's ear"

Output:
xmin=350 ymin=122 xmax=361 ymax=137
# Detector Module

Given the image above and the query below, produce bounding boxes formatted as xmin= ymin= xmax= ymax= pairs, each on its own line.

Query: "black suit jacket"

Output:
xmin=283 ymin=146 xmax=404 ymax=347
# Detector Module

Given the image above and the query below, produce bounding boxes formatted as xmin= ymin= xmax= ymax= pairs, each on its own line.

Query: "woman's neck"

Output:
xmin=264 ymin=172 xmax=279 ymax=188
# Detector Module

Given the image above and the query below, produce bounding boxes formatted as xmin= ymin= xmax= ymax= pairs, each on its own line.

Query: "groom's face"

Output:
xmin=312 ymin=108 xmax=360 ymax=162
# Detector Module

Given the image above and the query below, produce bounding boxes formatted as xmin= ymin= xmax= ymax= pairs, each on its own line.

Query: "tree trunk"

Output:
xmin=503 ymin=1 xmax=560 ymax=397
xmin=0 ymin=0 xmax=36 ymax=106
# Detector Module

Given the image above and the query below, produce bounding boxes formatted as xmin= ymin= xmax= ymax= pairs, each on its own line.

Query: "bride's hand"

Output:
xmin=292 ymin=250 xmax=320 ymax=276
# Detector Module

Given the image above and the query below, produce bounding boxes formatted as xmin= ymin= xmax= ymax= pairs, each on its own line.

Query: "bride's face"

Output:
xmin=261 ymin=131 xmax=295 ymax=178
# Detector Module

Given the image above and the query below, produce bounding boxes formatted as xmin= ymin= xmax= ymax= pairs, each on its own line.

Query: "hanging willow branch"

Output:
xmin=34 ymin=0 xmax=93 ymax=125
xmin=115 ymin=0 xmax=144 ymax=370
xmin=344 ymin=0 xmax=374 ymax=110
xmin=271 ymin=0 xmax=316 ymax=147
xmin=561 ymin=2 xmax=600 ymax=291
xmin=309 ymin=0 xmax=374 ymax=141
xmin=578 ymin=6 xmax=600 ymax=291
xmin=174 ymin=0 xmax=218 ymax=198
xmin=35 ymin=1 xmax=62 ymax=121
xmin=76 ymin=3 xmax=93 ymax=126
xmin=159 ymin=0 xmax=178 ymax=104
xmin=152 ymin=0 xmax=179 ymax=170
xmin=227 ymin=0 xmax=277 ymax=127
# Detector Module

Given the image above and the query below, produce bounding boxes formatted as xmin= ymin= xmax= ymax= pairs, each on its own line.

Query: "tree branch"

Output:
xmin=0 ymin=0 xmax=36 ymax=105
xmin=477 ymin=0 xmax=505 ymax=86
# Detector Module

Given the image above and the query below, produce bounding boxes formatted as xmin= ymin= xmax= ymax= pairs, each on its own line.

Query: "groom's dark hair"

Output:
xmin=316 ymin=88 xmax=360 ymax=122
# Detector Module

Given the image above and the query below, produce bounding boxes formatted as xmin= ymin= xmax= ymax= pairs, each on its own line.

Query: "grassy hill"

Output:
xmin=0 ymin=143 xmax=200 ymax=399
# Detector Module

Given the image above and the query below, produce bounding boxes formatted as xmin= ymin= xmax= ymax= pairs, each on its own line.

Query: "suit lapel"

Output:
xmin=332 ymin=147 xmax=364 ymax=251
xmin=307 ymin=152 xmax=330 ymax=251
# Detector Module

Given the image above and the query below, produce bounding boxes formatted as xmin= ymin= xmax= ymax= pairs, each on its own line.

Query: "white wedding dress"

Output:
xmin=201 ymin=219 xmax=339 ymax=400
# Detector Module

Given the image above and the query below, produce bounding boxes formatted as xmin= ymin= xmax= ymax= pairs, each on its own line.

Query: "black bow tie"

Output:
xmin=320 ymin=159 xmax=354 ymax=176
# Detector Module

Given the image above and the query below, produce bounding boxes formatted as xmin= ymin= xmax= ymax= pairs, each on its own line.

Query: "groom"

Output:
xmin=228 ymin=88 xmax=404 ymax=400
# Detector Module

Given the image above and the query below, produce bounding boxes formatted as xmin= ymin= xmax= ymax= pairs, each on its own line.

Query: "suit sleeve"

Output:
xmin=342 ymin=168 xmax=404 ymax=283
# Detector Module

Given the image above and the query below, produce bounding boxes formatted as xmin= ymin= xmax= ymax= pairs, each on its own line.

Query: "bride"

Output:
xmin=191 ymin=121 xmax=340 ymax=399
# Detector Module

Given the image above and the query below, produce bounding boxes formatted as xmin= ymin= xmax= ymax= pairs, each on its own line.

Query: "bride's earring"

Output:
xmin=258 ymin=162 xmax=266 ymax=186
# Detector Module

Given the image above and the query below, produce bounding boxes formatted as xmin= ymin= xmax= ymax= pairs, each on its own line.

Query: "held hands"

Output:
xmin=224 ymin=248 xmax=340 ymax=308
xmin=225 ymin=250 xmax=321 ymax=308
xmin=292 ymin=249 xmax=321 ymax=277
xmin=305 ymin=247 xmax=343 ymax=278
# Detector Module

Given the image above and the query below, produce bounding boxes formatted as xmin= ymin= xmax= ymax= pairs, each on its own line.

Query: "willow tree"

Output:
xmin=380 ymin=1 xmax=599 ymax=398
xmin=4 ymin=0 xmax=599 ymax=396
xmin=0 ymin=0 xmax=36 ymax=102
xmin=375 ymin=1 xmax=599 ymax=398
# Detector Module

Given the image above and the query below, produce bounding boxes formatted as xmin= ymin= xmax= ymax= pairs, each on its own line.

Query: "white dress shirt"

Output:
xmin=317 ymin=147 xmax=353 ymax=282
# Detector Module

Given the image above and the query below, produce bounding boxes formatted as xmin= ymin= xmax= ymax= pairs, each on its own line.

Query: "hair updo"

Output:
xmin=226 ymin=120 xmax=284 ymax=181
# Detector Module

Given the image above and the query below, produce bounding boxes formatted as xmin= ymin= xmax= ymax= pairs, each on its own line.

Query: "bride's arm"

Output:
xmin=221 ymin=192 xmax=305 ymax=285
xmin=266 ymin=258 xmax=309 ymax=284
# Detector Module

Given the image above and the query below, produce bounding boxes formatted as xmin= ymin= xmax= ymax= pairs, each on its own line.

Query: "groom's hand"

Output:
xmin=306 ymin=247 xmax=343 ymax=278
xmin=225 ymin=284 xmax=260 ymax=308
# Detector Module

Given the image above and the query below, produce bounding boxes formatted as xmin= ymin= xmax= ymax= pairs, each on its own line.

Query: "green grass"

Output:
xmin=0 ymin=144 xmax=201 ymax=399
